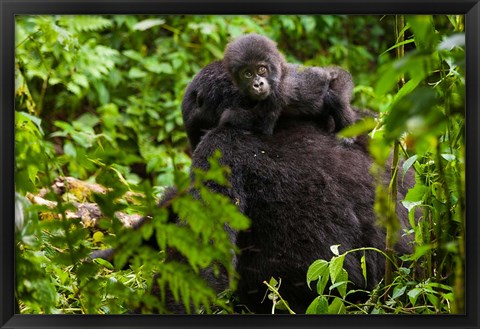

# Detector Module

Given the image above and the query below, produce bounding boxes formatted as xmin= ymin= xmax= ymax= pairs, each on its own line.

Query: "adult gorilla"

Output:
xmin=182 ymin=60 xmax=413 ymax=314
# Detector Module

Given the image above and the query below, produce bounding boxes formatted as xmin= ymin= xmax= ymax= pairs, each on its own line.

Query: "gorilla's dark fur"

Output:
xmin=182 ymin=60 xmax=368 ymax=153
xmin=92 ymin=59 xmax=413 ymax=314
xmin=220 ymin=34 xmax=356 ymax=138
xmin=181 ymin=60 xmax=413 ymax=313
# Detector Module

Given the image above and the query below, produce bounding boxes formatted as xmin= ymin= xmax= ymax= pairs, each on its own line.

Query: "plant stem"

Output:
xmin=384 ymin=14 xmax=405 ymax=297
xmin=262 ymin=280 xmax=296 ymax=314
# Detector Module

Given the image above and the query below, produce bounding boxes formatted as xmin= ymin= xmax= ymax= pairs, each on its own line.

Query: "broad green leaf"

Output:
xmin=77 ymin=113 xmax=100 ymax=128
xmin=338 ymin=117 xmax=376 ymax=138
xmin=93 ymin=257 xmax=114 ymax=270
xmin=329 ymin=255 xmax=345 ymax=284
xmin=316 ymin=271 xmax=330 ymax=295
xmin=408 ymin=287 xmax=422 ymax=306
xmin=392 ymin=286 xmax=406 ymax=299
xmin=328 ymin=297 xmax=346 ymax=314
xmin=404 ymin=180 xmax=428 ymax=203
xmin=305 ymin=296 xmax=329 ymax=314
xmin=329 ymin=268 xmax=348 ymax=298
xmin=427 ymin=293 xmax=439 ymax=306
xmin=306 ymin=259 xmax=329 ymax=289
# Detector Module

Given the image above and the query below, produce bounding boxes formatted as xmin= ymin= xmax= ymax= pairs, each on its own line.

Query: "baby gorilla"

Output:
xmin=221 ymin=33 xmax=356 ymax=137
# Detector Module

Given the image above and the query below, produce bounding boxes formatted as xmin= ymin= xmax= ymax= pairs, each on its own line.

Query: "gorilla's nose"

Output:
xmin=253 ymin=80 xmax=264 ymax=91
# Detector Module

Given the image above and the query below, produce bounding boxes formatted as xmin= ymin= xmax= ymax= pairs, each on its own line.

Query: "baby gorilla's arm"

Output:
xmin=219 ymin=104 xmax=281 ymax=135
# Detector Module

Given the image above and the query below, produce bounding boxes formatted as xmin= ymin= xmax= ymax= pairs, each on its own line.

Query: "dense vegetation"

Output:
xmin=15 ymin=15 xmax=465 ymax=314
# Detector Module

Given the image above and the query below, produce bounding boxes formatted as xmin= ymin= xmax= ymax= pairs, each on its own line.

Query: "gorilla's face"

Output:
xmin=237 ymin=63 xmax=272 ymax=101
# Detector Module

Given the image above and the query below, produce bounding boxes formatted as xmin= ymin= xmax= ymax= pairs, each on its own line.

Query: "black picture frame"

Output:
xmin=1 ymin=1 xmax=479 ymax=328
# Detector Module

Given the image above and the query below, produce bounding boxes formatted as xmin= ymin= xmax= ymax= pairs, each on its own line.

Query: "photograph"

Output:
xmin=2 ymin=3 xmax=479 ymax=329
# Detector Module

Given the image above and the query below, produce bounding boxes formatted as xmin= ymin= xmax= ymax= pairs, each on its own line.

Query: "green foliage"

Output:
xmin=15 ymin=14 xmax=464 ymax=314
xmin=305 ymin=246 xmax=454 ymax=314
xmin=306 ymin=14 xmax=465 ymax=315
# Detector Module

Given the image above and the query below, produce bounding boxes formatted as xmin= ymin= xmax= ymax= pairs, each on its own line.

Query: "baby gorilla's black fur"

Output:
xmin=221 ymin=34 xmax=356 ymax=137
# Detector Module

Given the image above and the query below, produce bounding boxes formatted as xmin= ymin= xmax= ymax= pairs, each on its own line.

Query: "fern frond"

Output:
xmin=59 ymin=16 xmax=113 ymax=32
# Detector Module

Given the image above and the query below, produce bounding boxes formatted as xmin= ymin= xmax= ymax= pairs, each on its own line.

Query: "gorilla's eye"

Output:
xmin=243 ymin=71 xmax=253 ymax=79
xmin=257 ymin=66 xmax=267 ymax=75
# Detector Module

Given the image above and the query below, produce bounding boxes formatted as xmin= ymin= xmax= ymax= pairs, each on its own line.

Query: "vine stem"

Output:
xmin=262 ymin=280 xmax=296 ymax=314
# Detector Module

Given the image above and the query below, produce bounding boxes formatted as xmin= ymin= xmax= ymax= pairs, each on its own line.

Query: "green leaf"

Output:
xmin=441 ymin=154 xmax=456 ymax=161
xmin=128 ymin=67 xmax=148 ymax=79
xmin=328 ymin=297 xmax=346 ymax=314
xmin=360 ymin=253 xmax=367 ymax=284
xmin=133 ymin=18 xmax=165 ymax=31
xmin=384 ymin=87 xmax=438 ymax=140
xmin=60 ymin=15 xmax=112 ymax=32
xmin=306 ymin=259 xmax=329 ymax=289
xmin=380 ymin=38 xmax=415 ymax=56
xmin=63 ymin=142 xmax=77 ymax=158
xmin=338 ymin=116 xmax=376 ymax=138
xmin=329 ymin=255 xmax=345 ymax=284
xmin=401 ymin=200 xmax=422 ymax=213
xmin=411 ymin=244 xmax=433 ymax=261
xmin=329 ymin=268 xmax=348 ymax=298
xmin=269 ymin=277 xmax=279 ymax=288
xmin=402 ymin=155 xmax=418 ymax=182
xmin=408 ymin=287 xmax=422 ymax=306
xmin=375 ymin=53 xmax=434 ymax=96
xmin=371 ymin=307 xmax=385 ymax=314
xmin=407 ymin=16 xmax=439 ymax=51
xmin=77 ymin=113 xmax=100 ymax=128
xmin=427 ymin=293 xmax=439 ymax=306
xmin=66 ymin=81 xmax=82 ymax=96
xmin=305 ymin=296 xmax=329 ymax=314
xmin=123 ymin=50 xmax=145 ymax=62
xmin=93 ymin=257 xmax=114 ymax=270
xmin=300 ymin=16 xmax=316 ymax=33
xmin=438 ymin=33 xmax=465 ymax=51
xmin=404 ymin=180 xmax=428 ymax=202
xmin=392 ymin=285 xmax=406 ymax=299
xmin=316 ymin=271 xmax=330 ymax=295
